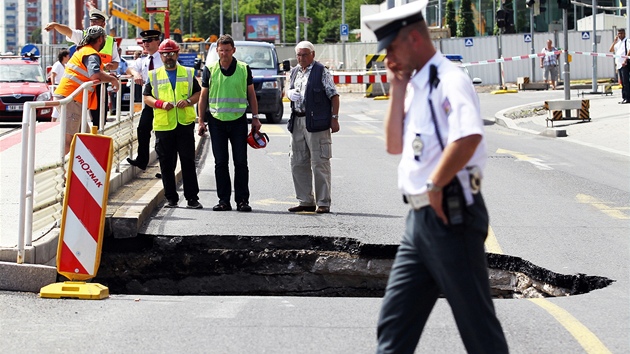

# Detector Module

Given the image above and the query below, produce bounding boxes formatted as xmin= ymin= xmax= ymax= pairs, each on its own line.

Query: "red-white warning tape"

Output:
xmin=463 ymin=50 xmax=629 ymax=67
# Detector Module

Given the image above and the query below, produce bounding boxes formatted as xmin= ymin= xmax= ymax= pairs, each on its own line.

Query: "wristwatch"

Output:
xmin=186 ymin=99 xmax=191 ymax=105
xmin=252 ymin=114 xmax=260 ymax=119
xmin=332 ymin=114 xmax=339 ymax=119
xmin=426 ymin=179 xmax=442 ymax=192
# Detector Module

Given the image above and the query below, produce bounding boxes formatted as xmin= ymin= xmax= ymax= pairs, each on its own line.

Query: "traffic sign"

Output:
xmin=464 ymin=38 xmax=473 ymax=47
xmin=581 ymin=31 xmax=590 ymax=40
xmin=340 ymin=24 xmax=349 ymax=36
xmin=524 ymin=34 xmax=532 ymax=43
xmin=299 ymin=16 xmax=312 ymax=24
xmin=21 ymin=44 xmax=40 ymax=57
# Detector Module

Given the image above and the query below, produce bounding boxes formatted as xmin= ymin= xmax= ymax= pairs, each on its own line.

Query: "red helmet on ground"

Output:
xmin=158 ymin=39 xmax=180 ymax=53
xmin=247 ymin=131 xmax=269 ymax=149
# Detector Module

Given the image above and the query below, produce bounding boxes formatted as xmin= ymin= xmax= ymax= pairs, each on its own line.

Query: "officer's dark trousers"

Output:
xmin=207 ymin=114 xmax=249 ymax=205
xmin=619 ymin=65 xmax=630 ymax=101
xmin=155 ymin=123 xmax=199 ymax=203
xmin=377 ymin=193 xmax=509 ymax=354
xmin=133 ymin=105 xmax=155 ymax=169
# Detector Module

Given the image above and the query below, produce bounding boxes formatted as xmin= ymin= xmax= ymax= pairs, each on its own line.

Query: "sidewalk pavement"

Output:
xmin=493 ymin=93 xmax=629 ymax=157
xmin=1 ymin=94 xmax=628 ymax=292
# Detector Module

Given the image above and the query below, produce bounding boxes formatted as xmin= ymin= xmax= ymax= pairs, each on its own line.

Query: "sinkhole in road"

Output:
xmin=94 ymin=235 xmax=614 ymax=297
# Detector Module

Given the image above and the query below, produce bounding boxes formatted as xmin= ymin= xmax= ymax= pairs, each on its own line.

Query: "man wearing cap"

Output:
xmin=285 ymin=41 xmax=340 ymax=214
xmin=126 ymin=29 xmax=164 ymax=170
xmin=53 ymin=26 xmax=120 ymax=155
xmin=143 ymin=39 xmax=202 ymax=209
xmin=363 ymin=1 xmax=509 ymax=353
xmin=45 ymin=8 xmax=121 ymax=129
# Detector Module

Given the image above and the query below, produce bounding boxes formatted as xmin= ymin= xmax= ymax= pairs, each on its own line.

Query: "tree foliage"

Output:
xmin=456 ymin=0 xmax=476 ymax=37
xmin=140 ymin=0 xmax=380 ymax=44
xmin=445 ymin=0 xmax=457 ymax=38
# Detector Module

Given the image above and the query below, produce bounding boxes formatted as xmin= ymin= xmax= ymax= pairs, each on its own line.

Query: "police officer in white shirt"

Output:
xmin=364 ymin=2 xmax=509 ymax=353
xmin=126 ymin=30 xmax=164 ymax=170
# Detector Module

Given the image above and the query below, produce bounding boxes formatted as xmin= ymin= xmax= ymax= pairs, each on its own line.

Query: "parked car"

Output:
xmin=0 ymin=55 xmax=53 ymax=121
xmin=445 ymin=54 xmax=482 ymax=85
xmin=204 ymin=41 xmax=288 ymax=123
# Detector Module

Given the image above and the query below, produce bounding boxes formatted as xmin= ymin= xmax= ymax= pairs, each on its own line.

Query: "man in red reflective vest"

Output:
xmin=53 ymin=26 xmax=119 ymax=154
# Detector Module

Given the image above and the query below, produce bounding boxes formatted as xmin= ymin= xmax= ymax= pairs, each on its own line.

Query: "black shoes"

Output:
xmin=165 ymin=199 xmax=178 ymax=208
xmin=288 ymin=205 xmax=317 ymax=212
xmin=237 ymin=202 xmax=252 ymax=212
xmin=316 ymin=206 xmax=330 ymax=214
xmin=213 ymin=203 xmax=232 ymax=211
xmin=619 ymin=99 xmax=628 ymax=104
xmin=126 ymin=158 xmax=147 ymax=170
xmin=187 ymin=200 xmax=203 ymax=209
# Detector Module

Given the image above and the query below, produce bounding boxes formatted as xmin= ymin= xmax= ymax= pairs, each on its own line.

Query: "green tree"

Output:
xmin=445 ymin=0 xmax=457 ymax=38
xmin=30 ymin=28 xmax=42 ymax=43
xmin=456 ymin=0 xmax=476 ymax=37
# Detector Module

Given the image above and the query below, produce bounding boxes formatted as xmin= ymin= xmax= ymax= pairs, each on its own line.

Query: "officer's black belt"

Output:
xmin=294 ymin=112 xmax=306 ymax=117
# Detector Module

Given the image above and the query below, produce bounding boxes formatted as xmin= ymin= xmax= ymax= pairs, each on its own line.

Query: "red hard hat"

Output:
xmin=247 ymin=131 xmax=269 ymax=149
xmin=158 ymin=39 xmax=180 ymax=53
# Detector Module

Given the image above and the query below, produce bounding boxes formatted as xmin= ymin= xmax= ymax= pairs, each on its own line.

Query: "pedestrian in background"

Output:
xmin=197 ymin=34 xmax=261 ymax=212
xmin=45 ymin=8 xmax=121 ymax=129
xmin=53 ymin=26 xmax=119 ymax=155
xmin=50 ymin=49 xmax=69 ymax=85
xmin=609 ymin=28 xmax=630 ymax=104
xmin=126 ymin=30 xmax=164 ymax=170
xmin=285 ymin=41 xmax=340 ymax=214
xmin=540 ymin=39 xmax=560 ymax=90
xmin=363 ymin=1 xmax=509 ymax=353
xmin=143 ymin=39 xmax=202 ymax=209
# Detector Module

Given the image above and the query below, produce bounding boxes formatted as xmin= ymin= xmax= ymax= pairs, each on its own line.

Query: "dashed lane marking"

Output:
xmin=576 ymin=193 xmax=630 ymax=220
xmin=349 ymin=126 xmax=378 ymax=135
xmin=348 ymin=114 xmax=377 ymax=121
xmin=496 ymin=148 xmax=553 ymax=170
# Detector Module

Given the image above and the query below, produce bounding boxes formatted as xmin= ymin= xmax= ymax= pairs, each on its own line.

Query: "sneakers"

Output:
xmin=165 ymin=199 xmax=178 ymax=208
xmin=187 ymin=200 xmax=203 ymax=209
xmin=237 ymin=202 xmax=252 ymax=212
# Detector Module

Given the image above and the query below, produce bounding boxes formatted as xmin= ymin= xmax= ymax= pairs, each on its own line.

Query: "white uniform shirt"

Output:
xmin=399 ymin=51 xmax=486 ymax=205
xmin=613 ymin=37 xmax=629 ymax=69
xmin=68 ymin=29 xmax=120 ymax=63
xmin=130 ymin=52 xmax=163 ymax=84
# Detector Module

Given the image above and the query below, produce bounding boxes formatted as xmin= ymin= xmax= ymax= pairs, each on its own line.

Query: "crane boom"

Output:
xmin=107 ymin=0 xmax=160 ymax=31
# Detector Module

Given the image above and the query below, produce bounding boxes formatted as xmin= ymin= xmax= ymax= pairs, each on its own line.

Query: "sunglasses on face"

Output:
xmin=160 ymin=52 xmax=178 ymax=57
xmin=143 ymin=38 xmax=159 ymax=43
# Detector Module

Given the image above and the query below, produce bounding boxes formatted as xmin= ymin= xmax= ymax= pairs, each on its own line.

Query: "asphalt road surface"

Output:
xmin=1 ymin=91 xmax=628 ymax=353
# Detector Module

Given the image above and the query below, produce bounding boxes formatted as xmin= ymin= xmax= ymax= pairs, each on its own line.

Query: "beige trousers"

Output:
xmin=290 ymin=115 xmax=332 ymax=207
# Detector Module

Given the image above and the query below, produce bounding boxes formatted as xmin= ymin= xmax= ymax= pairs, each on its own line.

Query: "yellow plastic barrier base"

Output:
xmin=40 ymin=281 xmax=109 ymax=300
xmin=373 ymin=95 xmax=389 ymax=100
xmin=282 ymin=97 xmax=290 ymax=103
xmin=491 ymin=89 xmax=518 ymax=94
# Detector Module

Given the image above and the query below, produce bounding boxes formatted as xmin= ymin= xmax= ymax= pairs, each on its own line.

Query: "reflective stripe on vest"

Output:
xmin=54 ymin=45 xmax=99 ymax=109
xmin=208 ymin=61 xmax=248 ymax=121
xmin=149 ymin=65 xmax=196 ymax=131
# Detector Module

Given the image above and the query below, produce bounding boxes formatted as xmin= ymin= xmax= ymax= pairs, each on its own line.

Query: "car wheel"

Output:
xmin=265 ymin=102 xmax=283 ymax=124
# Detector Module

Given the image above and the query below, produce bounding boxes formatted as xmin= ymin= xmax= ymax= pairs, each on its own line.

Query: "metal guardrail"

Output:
xmin=16 ymin=77 xmax=142 ymax=263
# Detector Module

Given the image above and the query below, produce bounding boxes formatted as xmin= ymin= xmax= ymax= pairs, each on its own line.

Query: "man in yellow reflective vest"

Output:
xmin=53 ymin=26 xmax=120 ymax=154
xmin=45 ymin=7 xmax=120 ymax=129
xmin=198 ymin=34 xmax=261 ymax=212
xmin=144 ymin=39 xmax=203 ymax=209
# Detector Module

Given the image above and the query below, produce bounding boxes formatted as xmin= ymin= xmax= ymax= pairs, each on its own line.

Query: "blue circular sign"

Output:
xmin=21 ymin=44 xmax=40 ymax=57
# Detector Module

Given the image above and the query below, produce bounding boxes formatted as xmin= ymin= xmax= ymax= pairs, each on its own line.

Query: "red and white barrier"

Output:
xmin=57 ymin=133 xmax=113 ymax=281
xmin=332 ymin=73 xmax=388 ymax=84
xmin=463 ymin=50 xmax=628 ymax=67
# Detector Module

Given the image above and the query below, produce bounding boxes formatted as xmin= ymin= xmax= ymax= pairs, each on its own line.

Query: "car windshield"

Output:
xmin=0 ymin=63 xmax=45 ymax=83
xmin=207 ymin=45 xmax=275 ymax=70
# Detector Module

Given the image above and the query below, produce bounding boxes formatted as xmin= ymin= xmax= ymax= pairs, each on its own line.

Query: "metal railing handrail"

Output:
xmin=16 ymin=77 xmax=141 ymax=264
